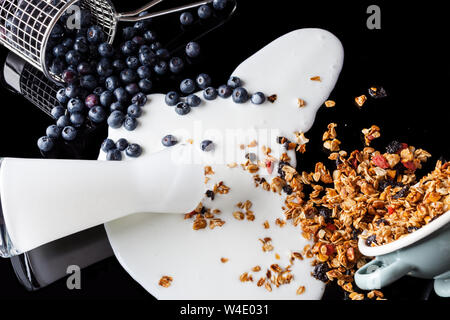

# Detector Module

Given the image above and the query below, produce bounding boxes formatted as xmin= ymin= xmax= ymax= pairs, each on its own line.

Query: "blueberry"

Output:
xmin=105 ymin=76 xmax=120 ymax=91
xmin=98 ymin=42 xmax=114 ymax=57
xmin=75 ymin=36 xmax=88 ymax=45
xmin=127 ymin=104 xmax=142 ymax=118
xmin=88 ymin=106 xmax=106 ymax=123
xmin=106 ymin=149 xmax=122 ymax=161
xmin=198 ymin=5 xmax=212 ymax=19
xmin=196 ymin=73 xmax=211 ymax=89
xmin=77 ymin=62 xmax=92 ymax=75
xmin=80 ymin=74 xmax=98 ymax=90
xmin=61 ymin=126 xmax=77 ymax=141
xmin=70 ymin=112 xmax=85 ymax=127
xmin=116 ymin=138 xmax=129 ymax=151
xmin=79 ymin=9 xmax=92 ymax=27
xmin=180 ymin=78 xmax=195 ymax=94
xmin=169 ymin=57 xmax=184 ymax=73
xmin=121 ymin=40 xmax=138 ymax=56
xmin=67 ymin=98 xmax=84 ymax=113
xmin=131 ymin=92 xmax=147 ymax=106
xmin=122 ymin=26 xmax=136 ymax=40
xmin=113 ymin=59 xmax=126 ymax=72
xmin=93 ymin=87 xmax=105 ymax=96
xmin=227 ymin=76 xmax=241 ymax=88
xmin=101 ymin=138 xmax=115 ymax=152
xmin=203 ymin=87 xmax=218 ymax=100
xmin=107 ymin=110 xmax=125 ymax=128
xmin=73 ymin=41 xmax=89 ymax=54
xmin=97 ymin=58 xmax=113 ymax=77
xmin=143 ymin=30 xmax=157 ymax=42
xmin=251 ymin=92 xmax=266 ymax=105
xmin=57 ymin=115 xmax=71 ymax=128
xmin=186 ymin=94 xmax=201 ymax=107
xmin=53 ymin=44 xmax=67 ymax=58
xmin=46 ymin=125 xmax=61 ymax=139
xmin=126 ymin=55 xmax=140 ymax=69
xmin=139 ymin=44 xmax=152 ymax=55
xmin=200 ymin=140 xmax=214 ymax=152
xmin=138 ymin=79 xmax=153 ymax=93
xmin=110 ymin=101 xmax=124 ymax=112
xmin=62 ymin=69 xmax=78 ymax=84
xmin=50 ymin=23 xmax=65 ymax=38
xmin=114 ymin=87 xmax=128 ymax=103
xmin=137 ymin=65 xmax=151 ymax=79
xmin=62 ymin=38 xmax=74 ymax=48
xmin=132 ymin=36 xmax=145 ymax=45
xmin=212 ymin=0 xmax=227 ymax=10
xmin=150 ymin=42 xmax=162 ymax=51
xmin=123 ymin=116 xmax=137 ymax=131
xmin=100 ymin=90 xmax=115 ymax=107
xmin=133 ymin=19 xmax=147 ymax=33
xmin=162 ymin=135 xmax=178 ymax=147
xmin=165 ymin=91 xmax=180 ymax=106
xmin=126 ymin=83 xmax=140 ymax=95
xmin=232 ymin=87 xmax=249 ymax=103
xmin=153 ymin=60 xmax=168 ymax=75
xmin=120 ymin=68 xmax=138 ymax=84
xmin=37 ymin=136 xmax=54 ymax=152
xmin=87 ymin=25 xmax=106 ymax=44
xmin=85 ymin=94 xmax=99 ymax=108
xmin=65 ymin=50 xmax=81 ymax=65
xmin=51 ymin=106 xmax=65 ymax=119
xmin=156 ymin=48 xmax=170 ymax=60
xmin=180 ymin=12 xmax=194 ymax=25
xmin=175 ymin=102 xmax=191 ymax=115
xmin=217 ymin=84 xmax=232 ymax=98
xmin=139 ymin=49 xmax=156 ymax=66
xmin=49 ymin=59 xmax=65 ymax=75
xmin=185 ymin=41 xmax=200 ymax=58
xmin=125 ymin=144 xmax=142 ymax=158
xmin=56 ymin=88 xmax=68 ymax=104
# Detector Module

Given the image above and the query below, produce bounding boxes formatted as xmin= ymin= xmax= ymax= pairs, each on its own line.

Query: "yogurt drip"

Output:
xmin=103 ymin=28 xmax=344 ymax=299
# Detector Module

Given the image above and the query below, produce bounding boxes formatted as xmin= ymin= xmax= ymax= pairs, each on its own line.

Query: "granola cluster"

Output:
xmin=273 ymin=126 xmax=449 ymax=298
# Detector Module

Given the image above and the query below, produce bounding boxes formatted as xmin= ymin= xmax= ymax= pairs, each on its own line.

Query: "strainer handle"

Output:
xmin=116 ymin=0 xmax=213 ymax=22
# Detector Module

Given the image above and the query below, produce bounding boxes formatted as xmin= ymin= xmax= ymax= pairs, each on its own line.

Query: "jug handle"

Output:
xmin=355 ymin=256 xmax=413 ymax=290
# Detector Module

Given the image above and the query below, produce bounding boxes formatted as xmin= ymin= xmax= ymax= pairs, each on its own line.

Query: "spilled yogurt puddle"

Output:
xmin=102 ymin=28 xmax=344 ymax=299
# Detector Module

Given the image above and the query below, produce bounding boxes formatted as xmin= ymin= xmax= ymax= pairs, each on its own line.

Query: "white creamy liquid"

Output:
xmin=103 ymin=28 xmax=344 ymax=299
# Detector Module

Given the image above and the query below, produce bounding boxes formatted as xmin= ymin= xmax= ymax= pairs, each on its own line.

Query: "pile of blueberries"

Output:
xmin=164 ymin=74 xmax=266 ymax=117
xmin=101 ymin=138 xmax=142 ymax=161
xmin=36 ymin=0 xmax=257 ymax=159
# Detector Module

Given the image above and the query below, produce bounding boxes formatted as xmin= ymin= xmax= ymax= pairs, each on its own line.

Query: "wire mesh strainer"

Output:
xmin=0 ymin=0 xmax=212 ymax=83
xmin=3 ymin=52 xmax=61 ymax=116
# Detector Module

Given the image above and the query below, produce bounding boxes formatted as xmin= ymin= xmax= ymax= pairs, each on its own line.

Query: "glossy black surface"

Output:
xmin=0 ymin=0 xmax=448 ymax=300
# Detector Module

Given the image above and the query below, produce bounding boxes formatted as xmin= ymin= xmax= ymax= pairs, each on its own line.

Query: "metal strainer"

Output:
xmin=0 ymin=0 xmax=213 ymax=83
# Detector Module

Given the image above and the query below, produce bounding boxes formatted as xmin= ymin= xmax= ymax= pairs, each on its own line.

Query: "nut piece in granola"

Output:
xmin=355 ymin=94 xmax=367 ymax=107
xmin=159 ymin=276 xmax=173 ymax=288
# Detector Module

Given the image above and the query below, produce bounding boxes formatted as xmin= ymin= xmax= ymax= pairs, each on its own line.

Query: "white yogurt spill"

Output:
xmin=103 ymin=28 xmax=344 ymax=299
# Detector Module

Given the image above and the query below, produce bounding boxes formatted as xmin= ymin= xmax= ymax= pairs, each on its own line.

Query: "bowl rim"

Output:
xmin=358 ymin=209 xmax=450 ymax=257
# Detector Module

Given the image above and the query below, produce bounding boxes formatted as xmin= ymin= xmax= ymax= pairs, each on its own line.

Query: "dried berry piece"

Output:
xmin=407 ymin=226 xmax=419 ymax=233
xmin=205 ymin=190 xmax=215 ymax=200
xmin=372 ymin=154 xmax=390 ymax=169
xmin=385 ymin=140 xmax=404 ymax=154
xmin=282 ymin=185 xmax=293 ymax=195
xmin=318 ymin=206 xmax=333 ymax=223
xmin=392 ymin=186 xmax=409 ymax=199
xmin=365 ymin=234 xmax=377 ymax=246
xmin=267 ymin=94 xmax=277 ymax=103
xmin=312 ymin=263 xmax=329 ymax=282
xmin=368 ymin=86 xmax=387 ymax=99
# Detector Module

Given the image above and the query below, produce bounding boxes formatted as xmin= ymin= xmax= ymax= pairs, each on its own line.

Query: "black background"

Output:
xmin=0 ymin=0 xmax=449 ymax=301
